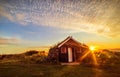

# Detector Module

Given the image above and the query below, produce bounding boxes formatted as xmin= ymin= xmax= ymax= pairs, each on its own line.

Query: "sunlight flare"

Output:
xmin=90 ymin=46 xmax=96 ymax=51
xmin=79 ymin=51 xmax=90 ymax=61
xmin=91 ymin=52 xmax=98 ymax=66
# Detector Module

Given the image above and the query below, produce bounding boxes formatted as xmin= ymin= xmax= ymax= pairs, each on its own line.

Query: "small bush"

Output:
xmin=25 ymin=50 xmax=39 ymax=56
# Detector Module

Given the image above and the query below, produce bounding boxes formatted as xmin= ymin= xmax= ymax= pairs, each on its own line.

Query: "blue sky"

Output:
xmin=0 ymin=0 xmax=120 ymax=54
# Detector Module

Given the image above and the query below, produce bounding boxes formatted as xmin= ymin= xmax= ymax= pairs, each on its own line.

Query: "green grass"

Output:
xmin=0 ymin=63 xmax=120 ymax=77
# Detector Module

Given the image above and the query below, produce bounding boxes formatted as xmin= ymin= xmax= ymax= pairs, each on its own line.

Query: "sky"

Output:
xmin=0 ymin=0 xmax=120 ymax=54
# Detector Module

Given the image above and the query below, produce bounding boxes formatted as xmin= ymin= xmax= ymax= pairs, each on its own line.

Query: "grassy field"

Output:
xmin=0 ymin=63 xmax=120 ymax=77
xmin=0 ymin=51 xmax=120 ymax=77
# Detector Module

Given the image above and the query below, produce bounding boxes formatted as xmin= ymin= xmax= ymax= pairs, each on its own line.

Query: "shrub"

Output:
xmin=25 ymin=50 xmax=39 ymax=56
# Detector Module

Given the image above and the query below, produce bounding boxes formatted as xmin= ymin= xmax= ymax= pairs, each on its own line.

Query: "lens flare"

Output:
xmin=79 ymin=48 xmax=99 ymax=66
xmin=90 ymin=46 xmax=96 ymax=51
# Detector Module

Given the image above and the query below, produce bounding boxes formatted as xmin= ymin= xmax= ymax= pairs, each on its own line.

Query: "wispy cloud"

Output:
xmin=0 ymin=37 xmax=20 ymax=45
xmin=0 ymin=0 xmax=120 ymax=37
xmin=0 ymin=6 xmax=14 ymax=21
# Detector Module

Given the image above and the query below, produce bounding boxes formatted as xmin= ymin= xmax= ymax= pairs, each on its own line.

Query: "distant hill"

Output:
xmin=0 ymin=46 xmax=50 ymax=54
xmin=0 ymin=50 xmax=47 ymax=64
xmin=109 ymin=48 xmax=120 ymax=52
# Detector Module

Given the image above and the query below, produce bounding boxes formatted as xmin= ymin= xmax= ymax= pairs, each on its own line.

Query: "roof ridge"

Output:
xmin=57 ymin=36 xmax=82 ymax=48
xmin=54 ymin=36 xmax=88 ymax=48
xmin=57 ymin=36 xmax=72 ymax=48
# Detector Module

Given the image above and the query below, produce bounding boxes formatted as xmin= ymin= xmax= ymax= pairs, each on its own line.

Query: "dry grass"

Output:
xmin=0 ymin=63 xmax=120 ymax=77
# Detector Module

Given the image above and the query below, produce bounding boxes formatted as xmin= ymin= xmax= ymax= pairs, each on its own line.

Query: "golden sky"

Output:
xmin=0 ymin=0 xmax=120 ymax=54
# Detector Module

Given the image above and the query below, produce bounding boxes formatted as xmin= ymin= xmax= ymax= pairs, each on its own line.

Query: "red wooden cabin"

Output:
xmin=48 ymin=36 xmax=89 ymax=63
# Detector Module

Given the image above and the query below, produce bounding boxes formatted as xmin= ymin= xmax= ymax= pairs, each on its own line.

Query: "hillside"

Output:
xmin=0 ymin=50 xmax=47 ymax=64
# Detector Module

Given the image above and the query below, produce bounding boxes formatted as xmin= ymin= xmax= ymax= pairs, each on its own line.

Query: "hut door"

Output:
xmin=68 ymin=47 xmax=73 ymax=62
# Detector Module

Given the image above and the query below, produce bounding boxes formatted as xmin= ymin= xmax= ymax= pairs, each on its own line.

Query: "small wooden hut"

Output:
xmin=48 ymin=36 xmax=89 ymax=63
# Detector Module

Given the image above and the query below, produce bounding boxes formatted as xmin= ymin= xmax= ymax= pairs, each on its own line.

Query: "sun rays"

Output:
xmin=91 ymin=52 xmax=98 ymax=66
xmin=79 ymin=46 xmax=114 ymax=66
xmin=79 ymin=46 xmax=99 ymax=66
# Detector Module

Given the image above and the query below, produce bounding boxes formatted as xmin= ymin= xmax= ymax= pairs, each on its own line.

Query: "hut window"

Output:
xmin=61 ymin=47 xmax=67 ymax=53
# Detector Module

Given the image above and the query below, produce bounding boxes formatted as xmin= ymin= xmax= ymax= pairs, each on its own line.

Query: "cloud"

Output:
xmin=0 ymin=6 xmax=14 ymax=21
xmin=0 ymin=0 xmax=120 ymax=37
xmin=15 ymin=13 xmax=28 ymax=25
xmin=16 ymin=13 xmax=25 ymax=21
xmin=0 ymin=37 xmax=20 ymax=45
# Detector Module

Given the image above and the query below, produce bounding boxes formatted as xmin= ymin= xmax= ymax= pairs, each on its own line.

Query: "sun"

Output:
xmin=90 ymin=46 xmax=96 ymax=51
